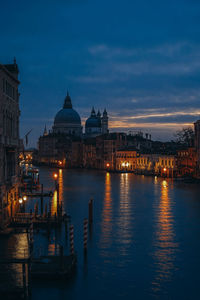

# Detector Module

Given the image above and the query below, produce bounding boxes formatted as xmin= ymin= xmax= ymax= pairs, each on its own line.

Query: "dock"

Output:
xmin=31 ymin=254 xmax=77 ymax=279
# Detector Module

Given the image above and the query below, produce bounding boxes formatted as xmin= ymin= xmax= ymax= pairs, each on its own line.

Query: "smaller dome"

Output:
xmin=85 ymin=116 xmax=101 ymax=128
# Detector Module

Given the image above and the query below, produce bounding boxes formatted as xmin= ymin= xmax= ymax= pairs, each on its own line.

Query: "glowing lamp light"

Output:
xmin=53 ymin=173 xmax=58 ymax=180
xmin=122 ymin=162 xmax=125 ymax=167
xmin=163 ymin=168 xmax=167 ymax=172
xmin=58 ymin=161 xmax=62 ymax=165
xmin=23 ymin=196 xmax=27 ymax=201
xmin=106 ymin=163 xmax=110 ymax=167
xmin=126 ymin=162 xmax=129 ymax=167
xmin=19 ymin=198 xmax=23 ymax=204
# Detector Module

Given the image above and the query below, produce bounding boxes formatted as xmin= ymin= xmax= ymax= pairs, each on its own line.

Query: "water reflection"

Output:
xmin=51 ymin=169 xmax=64 ymax=216
xmin=100 ymin=172 xmax=113 ymax=248
xmin=152 ymin=180 xmax=179 ymax=293
xmin=0 ymin=233 xmax=29 ymax=288
xmin=51 ymin=190 xmax=58 ymax=216
xmin=58 ymin=169 xmax=63 ymax=205
xmin=117 ymin=173 xmax=133 ymax=250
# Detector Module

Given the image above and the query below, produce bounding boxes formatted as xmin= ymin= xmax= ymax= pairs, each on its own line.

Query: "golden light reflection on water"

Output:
xmin=58 ymin=169 xmax=63 ymax=204
xmin=117 ymin=173 xmax=132 ymax=249
xmin=51 ymin=169 xmax=64 ymax=216
xmin=100 ymin=172 xmax=113 ymax=247
xmin=4 ymin=234 xmax=29 ymax=287
xmin=152 ymin=179 xmax=179 ymax=292
xmin=51 ymin=190 xmax=58 ymax=216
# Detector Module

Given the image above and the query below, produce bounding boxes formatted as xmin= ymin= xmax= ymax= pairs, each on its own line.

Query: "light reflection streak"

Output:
xmin=152 ymin=180 xmax=179 ymax=293
xmin=117 ymin=173 xmax=132 ymax=250
xmin=100 ymin=172 xmax=113 ymax=248
xmin=51 ymin=190 xmax=57 ymax=216
xmin=51 ymin=169 xmax=64 ymax=216
xmin=5 ymin=234 xmax=29 ymax=287
xmin=58 ymin=168 xmax=63 ymax=210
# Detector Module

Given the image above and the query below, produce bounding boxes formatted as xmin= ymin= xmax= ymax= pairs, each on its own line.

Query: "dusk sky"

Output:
xmin=1 ymin=0 xmax=200 ymax=146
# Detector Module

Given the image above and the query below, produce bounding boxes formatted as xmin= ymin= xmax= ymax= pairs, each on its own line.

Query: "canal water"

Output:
xmin=2 ymin=167 xmax=200 ymax=299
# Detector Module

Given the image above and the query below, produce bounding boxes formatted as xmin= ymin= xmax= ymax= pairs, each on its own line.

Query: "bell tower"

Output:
xmin=102 ymin=109 xmax=108 ymax=134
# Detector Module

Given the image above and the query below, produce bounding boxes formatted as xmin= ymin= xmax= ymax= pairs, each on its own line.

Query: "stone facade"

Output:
xmin=0 ymin=60 xmax=20 ymax=229
xmin=177 ymin=148 xmax=197 ymax=177
xmin=116 ymin=149 xmax=176 ymax=177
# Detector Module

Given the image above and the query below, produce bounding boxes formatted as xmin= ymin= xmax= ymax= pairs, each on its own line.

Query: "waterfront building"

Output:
xmin=116 ymin=149 xmax=138 ymax=171
xmin=177 ymin=148 xmax=197 ymax=177
xmin=96 ymin=132 xmax=127 ymax=170
xmin=83 ymin=138 xmax=96 ymax=168
xmin=126 ymin=132 xmax=152 ymax=151
xmin=0 ymin=59 xmax=20 ymax=229
xmin=115 ymin=149 xmax=176 ymax=177
xmin=38 ymin=131 xmax=71 ymax=166
xmin=70 ymin=140 xmax=83 ymax=168
xmin=85 ymin=108 xmax=108 ymax=137
xmin=135 ymin=154 xmax=176 ymax=177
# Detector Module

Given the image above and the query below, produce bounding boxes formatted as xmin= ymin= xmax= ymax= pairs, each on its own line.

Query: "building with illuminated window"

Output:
xmin=115 ymin=149 xmax=176 ymax=177
xmin=0 ymin=59 xmax=20 ymax=229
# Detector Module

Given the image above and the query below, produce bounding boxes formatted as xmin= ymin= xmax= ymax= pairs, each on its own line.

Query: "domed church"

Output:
xmin=53 ymin=92 xmax=82 ymax=137
xmin=85 ymin=107 xmax=108 ymax=137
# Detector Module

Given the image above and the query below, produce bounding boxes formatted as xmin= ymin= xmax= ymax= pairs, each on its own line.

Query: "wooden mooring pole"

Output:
xmin=83 ymin=218 xmax=88 ymax=252
xmin=69 ymin=225 xmax=74 ymax=255
xmin=88 ymin=199 xmax=93 ymax=225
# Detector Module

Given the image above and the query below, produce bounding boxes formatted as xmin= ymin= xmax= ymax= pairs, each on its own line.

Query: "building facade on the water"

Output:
xmin=116 ymin=149 xmax=176 ymax=177
xmin=0 ymin=59 xmax=20 ymax=229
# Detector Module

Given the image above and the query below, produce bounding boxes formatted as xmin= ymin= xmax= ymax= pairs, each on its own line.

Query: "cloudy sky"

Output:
xmin=1 ymin=0 xmax=200 ymax=146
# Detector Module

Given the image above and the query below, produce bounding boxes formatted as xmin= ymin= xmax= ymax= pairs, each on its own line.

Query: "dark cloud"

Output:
xmin=1 ymin=0 xmax=200 ymax=146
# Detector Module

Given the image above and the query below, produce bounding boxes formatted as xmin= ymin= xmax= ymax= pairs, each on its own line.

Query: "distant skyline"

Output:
xmin=1 ymin=0 xmax=200 ymax=147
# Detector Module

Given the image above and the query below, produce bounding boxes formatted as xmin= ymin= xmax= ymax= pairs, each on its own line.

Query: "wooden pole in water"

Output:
xmin=69 ymin=225 xmax=74 ymax=255
xmin=83 ymin=218 xmax=88 ymax=251
xmin=88 ymin=199 xmax=93 ymax=225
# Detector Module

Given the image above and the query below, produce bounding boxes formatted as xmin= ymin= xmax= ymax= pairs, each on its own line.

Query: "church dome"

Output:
xmin=54 ymin=93 xmax=81 ymax=125
xmin=53 ymin=92 xmax=82 ymax=137
xmin=54 ymin=108 xmax=81 ymax=125
xmin=85 ymin=108 xmax=101 ymax=128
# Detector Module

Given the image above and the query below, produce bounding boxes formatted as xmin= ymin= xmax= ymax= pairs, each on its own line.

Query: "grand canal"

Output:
xmin=2 ymin=167 xmax=200 ymax=299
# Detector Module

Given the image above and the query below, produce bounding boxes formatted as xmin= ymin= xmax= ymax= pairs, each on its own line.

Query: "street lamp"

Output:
xmin=53 ymin=173 xmax=58 ymax=180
